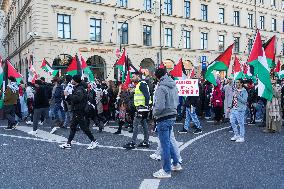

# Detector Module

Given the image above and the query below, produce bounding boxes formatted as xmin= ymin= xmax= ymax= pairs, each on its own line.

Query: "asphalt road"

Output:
xmin=0 ymin=119 xmax=283 ymax=189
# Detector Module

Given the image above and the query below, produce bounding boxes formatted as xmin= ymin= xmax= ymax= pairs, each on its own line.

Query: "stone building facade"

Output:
xmin=1 ymin=0 xmax=284 ymax=81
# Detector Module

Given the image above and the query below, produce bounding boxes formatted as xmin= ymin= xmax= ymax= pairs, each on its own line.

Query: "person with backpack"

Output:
xmin=60 ymin=75 xmax=98 ymax=150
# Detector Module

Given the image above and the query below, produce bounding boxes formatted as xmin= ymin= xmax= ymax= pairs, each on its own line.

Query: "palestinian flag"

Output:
xmin=81 ymin=56 xmax=94 ymax=81
xmin=41 ymin=59 xmax=59 ymax=77
xmin=0 ymin=57 xmax=3 ymax=88
xmin=233 ymin=56 xmax=243 ymax=80
xmin=115 ymin=49 xmax=126 ymax=81
xmin=274 ymin=59 xmax=281 ymax=77
xmin=28 ymin=56 xmax=38 ymax=83
xmin=248 ymin=31 xmax=272 ymax=101
xmin=123 ymin=63 xmax=131 ymax=89
xmin=205 ymin=44 xmax=234 ymax=86
xmin=169 ymin=58 xmax=187 ymax=79
xmin=7 ymin=60 xmax=23 ymax=83
xmin=66 ymin=55 xmax=82 ymax=76
xmin=263 ymin=35 xmax=276 ymax=68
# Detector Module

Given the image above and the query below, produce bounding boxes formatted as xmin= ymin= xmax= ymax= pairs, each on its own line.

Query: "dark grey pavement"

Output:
xmin=0 ymin=119 xmax=283 ymax=189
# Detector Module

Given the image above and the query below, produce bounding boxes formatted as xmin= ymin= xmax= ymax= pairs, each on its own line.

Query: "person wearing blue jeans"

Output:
xmin=228 ymin=79 xmax=248 ymax=143
xmin=150 ymin=126 xmax=182 ymax=162
xmin=179 ymin=96 xmax=202 ymax=134
xmin=156 ymin=120 xmax=180 ymax=172
xmin=152 ymin=68 xmax=182 ymax=179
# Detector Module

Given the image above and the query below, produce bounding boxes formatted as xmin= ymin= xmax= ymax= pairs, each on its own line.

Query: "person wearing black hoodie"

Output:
xmin=60 ymin=75 xmax=98 ymax=150
xmin=28 ymin=79 xmax=51 ymax=134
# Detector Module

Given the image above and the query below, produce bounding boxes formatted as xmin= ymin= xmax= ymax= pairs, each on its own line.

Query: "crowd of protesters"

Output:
xmin=1 ymin=67 xmax=283 ymax=178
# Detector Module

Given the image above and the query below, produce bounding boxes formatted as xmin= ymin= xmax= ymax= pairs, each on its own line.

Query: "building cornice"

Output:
xmin=51 ymin=5 xmax=77 ymax=14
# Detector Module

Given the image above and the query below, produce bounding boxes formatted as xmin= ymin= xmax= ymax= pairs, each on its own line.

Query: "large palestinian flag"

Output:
xmin=233 ymin=56 xmax=243 ymax=80
xmin=41 ymin=59 xmax=59 ymax=77
xmin=66 ymin=55 xmax=82 ymax=76
xmin=205 ymin=44 xmax=234 ymax=86
xmin=115 ymin=49 xmax=126 ymax=81
xmin=263 ymin=35 xmax=276 ymax=68
xmin=248 ymin=31 xmax=272 ymax=101
xmin=7 ymin=60 xmax=23 ymax=83
xmin=169 ymin=58 xmax=187 ymax=80
xmin=81 ymin=56 xmax=94 ymax=81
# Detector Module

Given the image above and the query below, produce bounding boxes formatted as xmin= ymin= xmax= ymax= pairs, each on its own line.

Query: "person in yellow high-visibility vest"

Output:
xmin=123 ymin=72 xmax=151 ymax=149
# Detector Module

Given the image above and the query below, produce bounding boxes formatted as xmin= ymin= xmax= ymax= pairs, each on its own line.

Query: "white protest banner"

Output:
xmin=175 ymin=79 xmax=199 ymax=96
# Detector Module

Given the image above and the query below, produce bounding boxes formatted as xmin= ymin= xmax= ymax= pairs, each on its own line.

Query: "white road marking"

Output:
xmin=16 ymin=126 xmax=67 ymax=142
xmin=1 ymin=126 xmax=155 ymax=152
xmin=179 ymin=126 xmax=230 ymax=152
xmin=97 ymin=126 xmax=184 ymax=146
xmin=139 ymin=179 xmax=160 ymax=189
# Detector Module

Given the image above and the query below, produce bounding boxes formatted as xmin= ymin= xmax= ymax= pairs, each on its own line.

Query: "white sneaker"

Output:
xmin=26 ymin=121 xmax=33 ymax=125
xmin=255 ymin=119 xmax=263 ymax=123
xmin=235 ymin=137 xmax=245 ymax=143
xmin=38 ymin=121 xmax=43 ymax=126
xmin=50 ymin=127 xmax=57 ymax=134
xmin=205 ymin=117 xmax=210 ymax=120
xmin=153 ymin=169 xmax=171 ymax=179
xmin=87 ymin=141 xmax=99 ymax=150
xmin=230 ymin=135 xmax=239 ymax=141
xmin=59 ymin=143 xmax=71 ymax=149
xmin=150 ymin=153 xmax=161 ymax=161
xmin=28 ymin=130 xmax=38 ymax=135
xmin=172 ymin=163 xmax=183 ymax=171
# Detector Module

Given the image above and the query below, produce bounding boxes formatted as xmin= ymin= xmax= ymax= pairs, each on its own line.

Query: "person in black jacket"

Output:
xmin=51 ymin=77 xmax=65 ymax=132
xmin=60 ymin=75 xmax=98 ymax=150
xmin=28 ymin=80 xmax=51 ymax=134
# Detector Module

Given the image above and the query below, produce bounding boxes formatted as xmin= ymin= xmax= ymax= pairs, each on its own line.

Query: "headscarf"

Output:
xmin=8 ymin=82 xmax=19 ymax=93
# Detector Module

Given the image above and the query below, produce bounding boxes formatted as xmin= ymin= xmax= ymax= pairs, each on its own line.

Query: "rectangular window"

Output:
xmin=164 ymin=28 xmax=172 ymax=47
xmin=248 ymin=39 xmax=253 ymax=53
xmin=234 ymin=11 xmax=240 ymax=26
xmin=90 ymin=18 xmax=101 ymax=42
xmin=271 ymin=0 xmax=276 ymax=6
xmin=218 ymin=35 xmax=225 ymax=51
xmin=201 ymin=4 xmax=208 ymax=21
xmin=183 ymin=30 xmax=191 ymax=49
xmin=57 ymin=14 xmax=71 ymax=39
xmin=118 ymin=0 xmax=127 ymax=7
xmin=272 ymin=18 xmax=277 ymax=31
xmin=248 ymin=14 xmax=253 ymax=28
xmin=283 ymin=20 xmax=284 ymax=32
xmin=260 ymin=0 xmax=264 ymax=4
xmin=144 ymin=0 xmax=152 ymax=12
xmin=234 ymin=37 xmax=240 ymax=53
xmin=260 ymin=16 xmax=265 ymax=29
xmin=219 ymin=8 xmax=224 ymax=23
xmin=200 ymin=32 xmax=208 ymax=50
xmin=118 ymin=22 xmax=128 ymax=44
xmin=184 ymin=0 xmax=191 ymax=18
xmin=164 ymin=0 xmax=172 ymax=15
xmin=143 ymin=25 xmax=152 ymax=46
